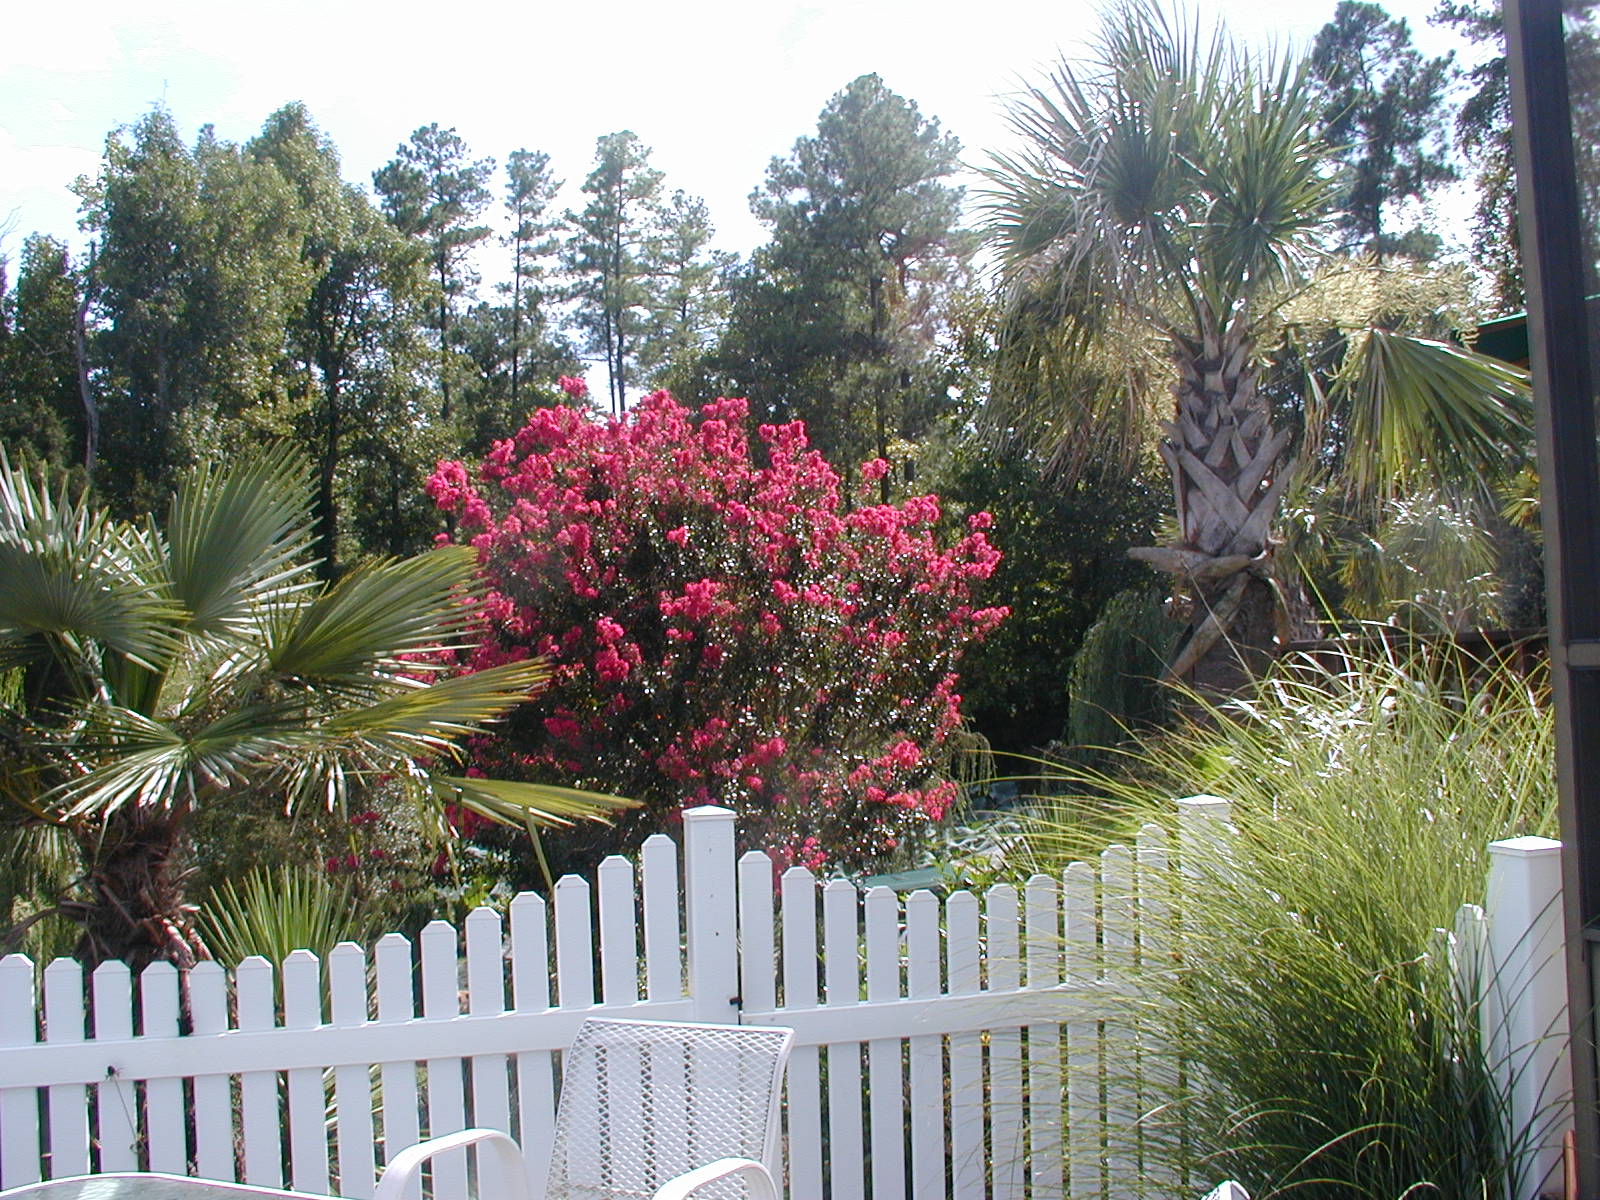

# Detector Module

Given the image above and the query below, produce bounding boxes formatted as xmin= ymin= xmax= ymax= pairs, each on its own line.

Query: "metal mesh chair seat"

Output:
xmin=371 ymin=1019 xmax=793 ymax=1200
xmin=543 ymin=1019 xmax=794 ymax=1200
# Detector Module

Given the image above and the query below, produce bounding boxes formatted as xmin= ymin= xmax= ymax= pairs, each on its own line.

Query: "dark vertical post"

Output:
xmin=1505 ymin=0 xmax=1600 ymax=1190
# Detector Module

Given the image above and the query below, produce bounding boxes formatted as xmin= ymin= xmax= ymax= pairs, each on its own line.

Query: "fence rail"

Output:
xmin=0 ymin=803 xmax=1572 ymax=1200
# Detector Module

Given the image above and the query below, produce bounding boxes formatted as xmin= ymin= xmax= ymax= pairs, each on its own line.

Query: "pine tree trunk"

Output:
xmin=1131 ymin=312 xmax=1295 ymax=693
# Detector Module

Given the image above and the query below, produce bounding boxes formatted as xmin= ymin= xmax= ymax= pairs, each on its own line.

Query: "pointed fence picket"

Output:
xmin=0 ymin=804 xmax=1569 ymax=1200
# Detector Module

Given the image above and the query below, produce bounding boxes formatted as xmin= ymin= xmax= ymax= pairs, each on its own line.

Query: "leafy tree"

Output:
xmin=428 ymin=393 xmax=1006 ymax=875
xmin=0 ymin=444 xmax=632 ymax=969
xmin=982 ymin=4 xmax=1531 ymax=693
xmin=0 ymin=236 xmax=86 ymax=472
xmin=503 ymin=149 xmax=565 ymax=411
xmin=1309 ymin=1 xmax=1457 ymax=258
xmin=706 ymin=75 xmax=968 ymax=476
xmin=373 ymin=124 xmax=495 ymax=421
xmin=249 ymin=104 xmax=439 ymax=574
xmin=565 ymin=131 xmax=666 ymax=415
xmin=74 ymin=108 xmax=312 ymax=512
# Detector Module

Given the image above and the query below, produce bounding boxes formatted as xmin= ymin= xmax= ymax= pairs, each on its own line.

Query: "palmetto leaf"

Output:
xmin=47 ymin=658 xmax=555 ymax=818
xmin=267 ymin=546 xmax=481 ymax=683
xmin=1339 ymin=328 xmax=1533 ymax=502
xmin=431 ymin=775 xmax=640 ymax=829
xmin=315 ymin=658 xmax=552 ymax=747
xmin=0 ymin=450 xmax=179 ymax=674
xmin=163 ymin=442 xmax=318 ymax=639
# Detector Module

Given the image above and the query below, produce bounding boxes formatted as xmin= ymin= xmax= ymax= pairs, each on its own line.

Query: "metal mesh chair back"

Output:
xmin=544 ymin=1019 xmax=794 ymax=1200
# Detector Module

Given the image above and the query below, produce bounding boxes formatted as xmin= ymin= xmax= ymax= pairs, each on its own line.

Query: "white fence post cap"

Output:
xmin=683 ymin=805 xmax=736 ymax=819
xmin=1488 ymin=835 xmax=1562 ymax=857
xmin=1174 ymin=794 xmax=1231 ymax=811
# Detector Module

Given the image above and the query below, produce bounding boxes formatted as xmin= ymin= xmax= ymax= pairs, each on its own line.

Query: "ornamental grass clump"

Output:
xmin=429 ymin=392 xmax=1007 ymax=873
xmin=1024 ymin=643 xmax=1557 ymax=1199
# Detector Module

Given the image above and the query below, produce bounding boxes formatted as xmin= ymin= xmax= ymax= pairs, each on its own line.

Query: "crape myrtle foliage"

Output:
xmin=427 ymin=391 xmax=1006 ymax=872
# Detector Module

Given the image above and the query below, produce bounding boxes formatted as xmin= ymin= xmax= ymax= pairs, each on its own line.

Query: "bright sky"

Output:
xmin=1 ymin=0 xmax=1474 ymax=268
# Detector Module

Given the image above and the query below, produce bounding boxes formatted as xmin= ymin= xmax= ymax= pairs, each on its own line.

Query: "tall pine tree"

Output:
xmin=566 ymin=131 xmax=664 ymax=415
xmin=1309 ymin=1 xmax=1457 ymax=259
xmin=373 ymin=124 xmax=494 ymax=421
xmin=638 ymin=189 xmax=734 ymax=391
xmin=706 ymin=75 xmax=968 ymax=475
xmin=503 ymin=149 xmax=564 ymax=411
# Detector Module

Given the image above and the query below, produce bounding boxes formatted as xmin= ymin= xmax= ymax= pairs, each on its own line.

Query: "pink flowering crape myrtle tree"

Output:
xmin=429 ymin=391 xmax=1006 ymax=873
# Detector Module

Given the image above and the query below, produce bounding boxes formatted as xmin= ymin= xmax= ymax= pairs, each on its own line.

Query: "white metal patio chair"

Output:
xmin=376 ymin=1018 xmax=796 ymax=1200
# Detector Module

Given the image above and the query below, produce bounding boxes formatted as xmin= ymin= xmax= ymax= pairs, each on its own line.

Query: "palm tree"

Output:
xmin=0 ymin=445 xmax=633 ymax=969
xmin=982 ymin=2 xmax=1531 ymax=692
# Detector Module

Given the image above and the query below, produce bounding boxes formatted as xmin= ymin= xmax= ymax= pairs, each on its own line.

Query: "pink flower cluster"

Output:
xmin=428 ymin=391 xmax=1007 ymax=872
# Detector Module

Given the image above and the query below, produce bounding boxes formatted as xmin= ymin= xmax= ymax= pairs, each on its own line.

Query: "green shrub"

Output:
xmin=196 ymin=864 xmax=375 ymax=969
xmin=1064 ymin=586 xmax=1173 ymax=751
xmin=935 ymin=447 xmax=1163 ymax=756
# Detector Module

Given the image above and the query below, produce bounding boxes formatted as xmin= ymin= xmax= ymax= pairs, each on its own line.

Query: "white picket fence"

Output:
xmin=0 ymin=802 xmax=1573 ymax=1200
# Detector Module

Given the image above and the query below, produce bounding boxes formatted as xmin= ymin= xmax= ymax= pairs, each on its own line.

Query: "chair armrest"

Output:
xmin=650 ymin=1157 xmax=777 ymax=1200
xmin=375 ymin=1128 xmax=529 ymax=1200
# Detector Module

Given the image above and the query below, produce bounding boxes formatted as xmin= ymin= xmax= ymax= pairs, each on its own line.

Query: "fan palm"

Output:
xmin=0 ymin=445 xmax=634 ymax=969
xmin=982 ymin=2 xmax=1531 ymax=692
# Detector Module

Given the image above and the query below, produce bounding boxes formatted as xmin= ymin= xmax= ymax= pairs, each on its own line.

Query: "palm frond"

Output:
xmin=315 ymin=657 xmax=551 ymax=746
xmin=267 ymin=546 xmax=481 ymax=683
xmin=163 ymin=442 xmax=318 ymax=639
xmin=1339 ymin=328 xmax=1533 ymax=503
xmin=430 ymin=775 xmax=639 ymax=829
xmin=0 ymin=449 xmax=180 ymax=674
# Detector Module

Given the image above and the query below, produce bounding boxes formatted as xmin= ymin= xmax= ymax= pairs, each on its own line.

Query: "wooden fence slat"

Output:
xmin=422 ymin=921 xmax=468 ymax=1200
xmin=284 ymin=950 xmax=329 ymax=1195
xmin=91 ymin=962 xmax=137 ymax=1172
xmin=865 ymin=886 xmax=905 ymax=1200
xmin=1101 ymin=845 xmax=1138 ymax=1195
xmin=987 ymin=884 xmax=1025 ymax=1200
xmin=329 ymin=943 xmax=377 ymax=1200
xmin=946 ymin=893 xmax=984 ymax=1200
xmin=640 ymin=836 xmax=681 ymax=1002
xmin=466 ymin=907 xmax=512 ymax=1156
xmin=236 ymin=957 xmax=282 ymax=1187
xmin=138 ymin=963 xmax=185 ymax=1175
xmin=44 ymin=958 xmax=89 ymax=1179
xmin=1 ymin=954 xmax=41 ymax=1188
xmin=779 ymin=868 xmax=823 ymax=1200
xmin=906 ymin=890 xmax=944 ymax=1200
xmin=375 ymin=933 xmax=420 ymax=1200
xmin=823 ymin=879 xmax=865 ymax=1200
xmin=189 ymin=961 xmax=234 ymax=1181
xmin=1064 ymin=862 xmax=1099 ymax=1200
xmin=598 ymin=858 xmax=638 ymax=1008
xmin=510 ymin=893 xmax=555 ymax=1200
xmin=1026 ymin=875 xmax=1063 ymax=1200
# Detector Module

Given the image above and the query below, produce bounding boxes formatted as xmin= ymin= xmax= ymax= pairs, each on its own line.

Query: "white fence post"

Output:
xmin=1484 ymin=836 xmax=1571 ymax=1200
xmin=1175 ymin=794 xmax=1232 ymax=874
xmin=682 ymin=805 xmax=739 ymax=1022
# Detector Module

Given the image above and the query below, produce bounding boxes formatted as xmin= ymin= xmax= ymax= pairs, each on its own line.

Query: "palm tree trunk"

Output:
xmin=65 ymin=808 xmax=204 ymax=972
xmin=1131 ymin=314 xmax=1295 ymax=692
